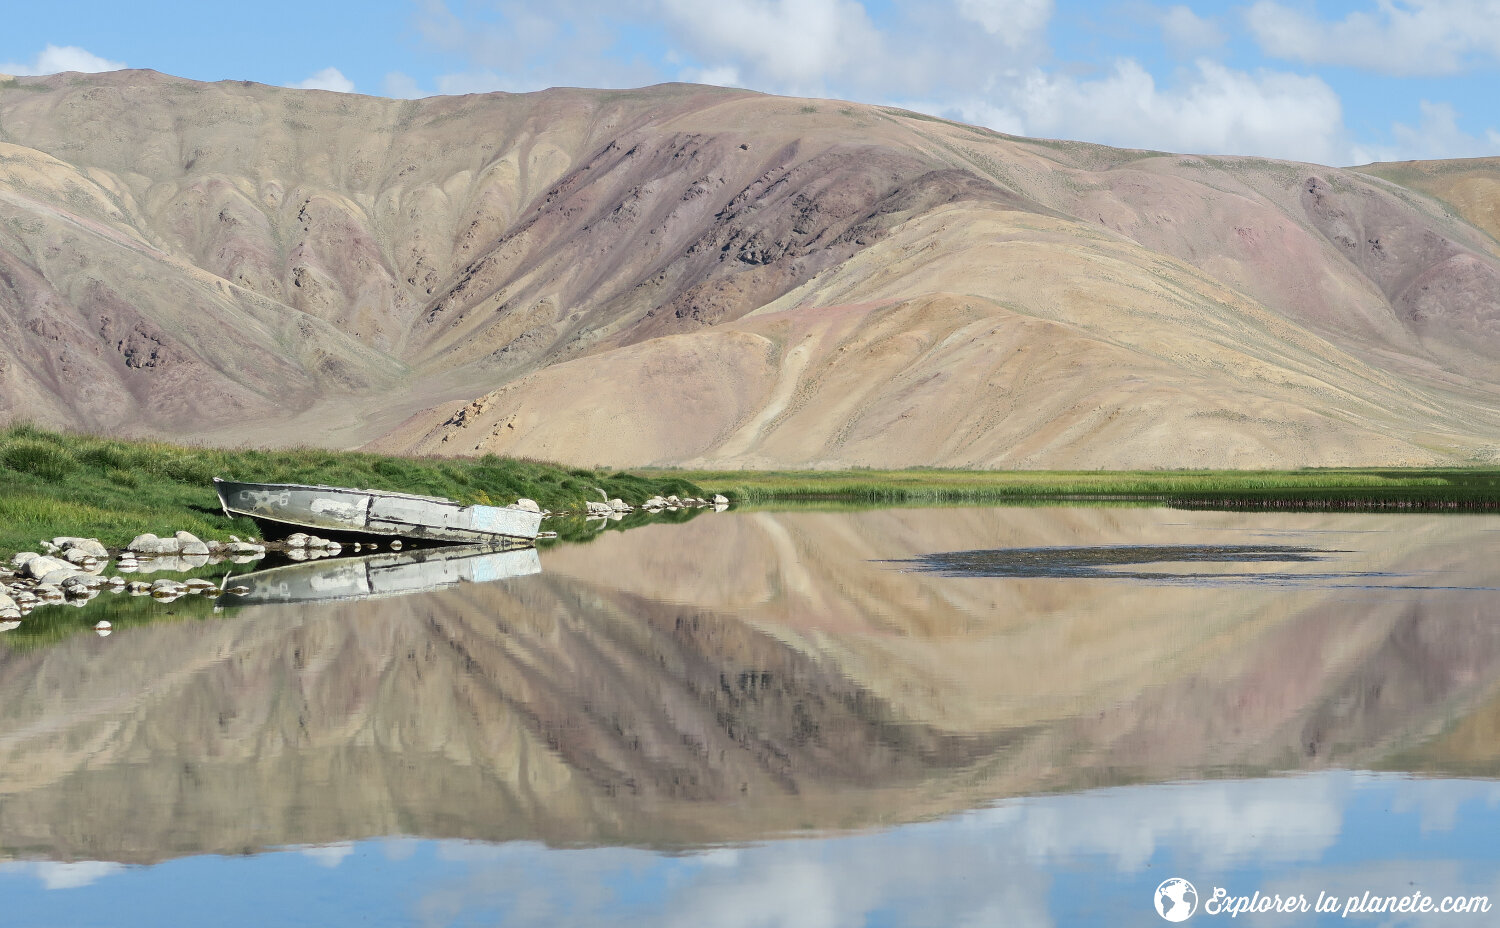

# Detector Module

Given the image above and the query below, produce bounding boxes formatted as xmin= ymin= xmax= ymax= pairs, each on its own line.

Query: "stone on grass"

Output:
xmin=173 ymin=531 xmax=210 ymax=555
xmin=54 ymin=537 xmax=108 ymax=558
xmin=514 ymin=498 xmax=541 ymax=513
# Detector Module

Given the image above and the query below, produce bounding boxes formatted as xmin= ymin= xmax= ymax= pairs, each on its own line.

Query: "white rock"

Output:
xmin=174 ymin=531 xmax=210 ymax=555
xmin=23 ymin=556 xmax=69 ymax=580
xmin=55 ymin=537 xmax=108 ymax=558
xmin=9 ymin=551 xmax=38 ymax=568
xmin=127 ymin=533 xmax=162 ymax=554
xmin=286 ymin=533 xmax=310 ymax=548
xmin=38 ymin=567 xmax=84 ymax=586
xmin=0 ymin=620 xmax=20 ymax=632
xmin=712 ymin=494 xmax=729 ymax=505
xmin=0 ymin=592 xmax=18 ymax=620
xmin=514 ymin=498 xmax=542 ymax=513
xmin=609 ymin=498 xmax=630 ymax=512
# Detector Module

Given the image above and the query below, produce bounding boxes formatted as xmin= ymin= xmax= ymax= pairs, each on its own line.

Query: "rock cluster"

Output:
xmin=2 ymin=532 xmax=270 ymax=634
xmin=283 ymin=532 xmax=347 ymax=561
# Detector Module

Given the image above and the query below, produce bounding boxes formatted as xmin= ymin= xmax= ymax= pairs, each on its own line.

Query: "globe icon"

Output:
xmin=1154 ymin=878 xmax=1198 ymax=922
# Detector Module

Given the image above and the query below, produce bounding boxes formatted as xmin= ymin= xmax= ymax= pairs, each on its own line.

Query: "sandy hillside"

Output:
xmin=1 ymin=71 xmax=1497 ymax=466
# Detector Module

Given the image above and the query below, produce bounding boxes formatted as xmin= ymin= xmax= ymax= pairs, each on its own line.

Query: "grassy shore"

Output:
xmin=0 ymin=425 xmax=704 ymax=555
xmin=667 ymin=467 xmax=1500 ymax=509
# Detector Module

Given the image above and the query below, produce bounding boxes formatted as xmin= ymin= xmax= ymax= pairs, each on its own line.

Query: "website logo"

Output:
xmin=1156 ymin=878 xmax=1199 ymax=922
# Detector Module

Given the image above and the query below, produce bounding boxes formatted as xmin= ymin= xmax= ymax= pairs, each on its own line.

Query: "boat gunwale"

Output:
xmin=213 ymin=477 xmax=504 ymax=509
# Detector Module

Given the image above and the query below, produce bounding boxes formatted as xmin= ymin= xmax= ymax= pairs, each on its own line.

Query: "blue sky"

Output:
xmin=2 ymin=0 xmax=1497 ymax=166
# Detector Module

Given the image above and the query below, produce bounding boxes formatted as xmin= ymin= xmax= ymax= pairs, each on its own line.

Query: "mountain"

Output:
xmin=1 ymin=70 xmax=1497 ymax=466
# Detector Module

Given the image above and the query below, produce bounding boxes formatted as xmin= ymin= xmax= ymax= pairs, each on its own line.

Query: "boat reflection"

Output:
xmin=220 ymin=544 xmax=543 ymax=607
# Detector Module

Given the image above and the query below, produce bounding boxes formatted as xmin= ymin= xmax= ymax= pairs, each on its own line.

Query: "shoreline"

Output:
xmin=665 ymin=467 xmax=1500 ymax=510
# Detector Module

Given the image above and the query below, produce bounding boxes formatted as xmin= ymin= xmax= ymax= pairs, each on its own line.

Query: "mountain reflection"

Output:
xmin=1 ymin=507 xmax=1498 ymax=864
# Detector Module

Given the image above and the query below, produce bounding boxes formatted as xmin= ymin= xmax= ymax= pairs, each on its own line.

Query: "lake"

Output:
xmin=2 ymin=506 xmax=1499 ymax=926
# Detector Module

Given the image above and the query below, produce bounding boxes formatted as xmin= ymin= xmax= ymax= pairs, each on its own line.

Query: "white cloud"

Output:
xmin=1351 ymin=100 xmax=1500 ymax=163
xmin=299 ymin=842 xmax=355 ymax=868
xmin=0 ymin=44 xmax=124 ymax=76
xmin=1161 ymin=4 xmax=1227 ymax=53
xmin=0 ymin=860 xmax=125 ymax=890
xmin=923 ymin=58 xmax=1349 ymax=164
xmin=657 ymin=0 xmax=886 ymax=91
xmin=434 ymin=70 xmax=528 ymax=96
xmin=383 ymin=71 xmax=427 ymax=99
xmin=418 ymin=0 xmax=661 ymax=94
xmin=1246 ymin=0 xmax=1500 ymax=76
xmin=680 ymin=65 xmax=743 ymax=87
xmin=293 ymin=67 xmax=356 ymax=93
xmin=955 ymin=0 xmax=1054 ymax=48
xmin=407 ymin=772 xmax=1477 ymax=928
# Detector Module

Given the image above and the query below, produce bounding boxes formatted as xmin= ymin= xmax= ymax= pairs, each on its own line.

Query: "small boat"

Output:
xmin=219 ymin=544 xmax=542 ymax=607
xmin=213 ymin=478 xmax=543 ymax=545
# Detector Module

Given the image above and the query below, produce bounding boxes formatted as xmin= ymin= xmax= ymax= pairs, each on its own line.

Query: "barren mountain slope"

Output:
xmin=2 ymin=71 xmax=1497 ymax=464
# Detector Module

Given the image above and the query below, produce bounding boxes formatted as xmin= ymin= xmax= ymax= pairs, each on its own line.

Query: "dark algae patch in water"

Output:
xmin=893 ymin=544 xmax=1339 ymax=580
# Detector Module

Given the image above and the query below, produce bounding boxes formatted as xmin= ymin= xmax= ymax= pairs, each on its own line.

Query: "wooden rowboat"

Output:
xmin=213 ymin=478 xmax=543 ymax=545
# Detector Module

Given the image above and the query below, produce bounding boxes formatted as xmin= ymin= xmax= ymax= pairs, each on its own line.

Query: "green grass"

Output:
xmin=662 ymin=467 xmax=1500 ymax=510
xmin=0 ymin=425 xmax=704 ymax=556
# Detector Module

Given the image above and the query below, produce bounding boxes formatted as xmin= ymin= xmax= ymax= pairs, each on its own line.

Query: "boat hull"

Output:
xmin=213 ymin=479 xmax=543 ymax=544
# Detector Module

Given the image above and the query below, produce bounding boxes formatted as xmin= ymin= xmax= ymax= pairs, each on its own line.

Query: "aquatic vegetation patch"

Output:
xmin=892 ymin=544 xmax=1339 ymax=580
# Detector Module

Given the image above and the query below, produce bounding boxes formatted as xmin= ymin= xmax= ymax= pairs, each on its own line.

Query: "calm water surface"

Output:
xmin=2 ymin=506 xmax=1499 ymax=926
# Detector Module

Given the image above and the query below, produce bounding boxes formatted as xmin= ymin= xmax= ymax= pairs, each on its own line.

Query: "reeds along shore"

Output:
xmin=0 ymin=425 xmax=705 ymax=555
xmin=669 ymin=468 xmax=1500 ymax=509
